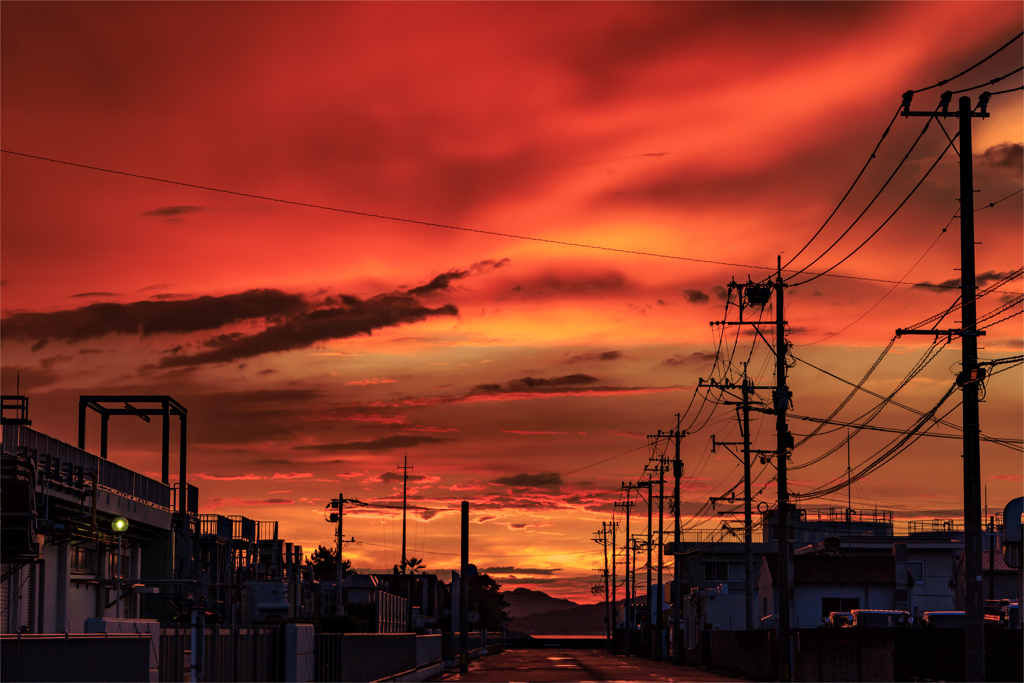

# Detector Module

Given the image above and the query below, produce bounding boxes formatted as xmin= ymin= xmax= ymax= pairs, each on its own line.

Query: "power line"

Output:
xmin=911 ymin=31 xmax=1023 ymax=93
xmin=0 ymin=148 xmax=1004 ymax=292
xmin=790 ymin=124 xmax=960 ymax=286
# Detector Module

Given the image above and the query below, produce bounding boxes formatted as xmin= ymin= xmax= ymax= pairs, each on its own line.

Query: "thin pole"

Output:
xmin=460 ymin=501 xmax=469 ymax=673
xmin=958 ymin=94 xmax=985 ymax=683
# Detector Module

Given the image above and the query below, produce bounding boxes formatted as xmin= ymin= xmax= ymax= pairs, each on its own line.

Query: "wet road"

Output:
xmin=438 ymin=648 xmax=747 ymax=682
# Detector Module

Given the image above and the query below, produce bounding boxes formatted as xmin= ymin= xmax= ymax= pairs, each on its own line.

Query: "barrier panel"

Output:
xmin=1 ymin=633 xmax=150 ymax=682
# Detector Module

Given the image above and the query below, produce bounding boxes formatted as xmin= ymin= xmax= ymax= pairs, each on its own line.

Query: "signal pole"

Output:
xmin=900 ymin=90 xmax=991 ymax=682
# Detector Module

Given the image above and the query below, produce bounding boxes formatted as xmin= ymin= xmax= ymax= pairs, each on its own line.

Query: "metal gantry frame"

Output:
xmin=78 ymin=395 xmax=188 ymax=500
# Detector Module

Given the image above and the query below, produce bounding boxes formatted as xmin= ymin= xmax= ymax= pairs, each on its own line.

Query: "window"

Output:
xmin=908 ymin=561 xmax=924 ymax=584
xmin=71 ymin=546 xmax=96 ymax=574
xmin=108 ymin=551 xmax=130 ymax=578
xmin=821 ymin=597 xmax=860 ymax=618
xmin=729 ymin=563 xmax=746 ymax=582
xmin=704 ymin=561 xmax=729 ymax=582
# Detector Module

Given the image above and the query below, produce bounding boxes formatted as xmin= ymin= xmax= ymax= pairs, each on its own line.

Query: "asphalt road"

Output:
xmin=437 ymin=648 xmax=747 ymax=682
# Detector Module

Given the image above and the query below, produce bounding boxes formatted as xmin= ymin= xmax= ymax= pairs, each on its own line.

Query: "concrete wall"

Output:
xmin=285 ymin=623 xmax=315 ymax=683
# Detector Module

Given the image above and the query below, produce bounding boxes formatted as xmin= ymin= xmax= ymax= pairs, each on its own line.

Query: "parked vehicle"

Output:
xmin=848 ymin=609 xmax=912 ymax=627
xmin=1000 ymin=603 xmax=1019 ymax=629
xmin=825 ymin=611 xmax=852 ymax=627
xmin=922 ymin=611 xmax=965 ymax=628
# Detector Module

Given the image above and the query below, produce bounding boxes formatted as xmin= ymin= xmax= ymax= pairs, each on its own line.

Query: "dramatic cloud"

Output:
xmin=976 ymin=143 xmax=1023 ymax=172
xmin=160 ymin=274 xmax=473 ymax=366
xmin=292 ymin=435 xmax=453 ymax=452
xmin=193 ymin=473 xmax=266 ymax=481
xmin=567 ymin=350 xmax=622 ymax=363
xmin=683 ymin=289 xmax=710 ymax=304
xmin=493 ymin=472 xmax=563 ymax=489
xmin=484 ymin=567 xmax=561 ymax=575
xmin=143 ymin=206 xmax=204 ymax=218
xmin=662 ymin=351 xmax=718 ymax=366
xmin=471 ymin=374 xmax=600 ymax=395
xmin=911 ymin=270 xmax=1017 ymax=291
xmin=377 ymin=471 xmax=433 ymax=483
xmin=3 ymin=289 xmax=306 ymax=344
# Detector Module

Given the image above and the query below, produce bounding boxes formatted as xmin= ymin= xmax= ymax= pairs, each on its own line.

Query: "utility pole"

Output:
xmin=646 ymin=477 xmax=653 ymax=656
xmin=336 ymin=492 xmax=344 ymax=616
xmin=656 ymin=447 xmax=665 ymax=659
xmin=741 ymin=372 xmax=755 ymax=632
xmin=671 ymin=415 xmax=683 ymax=665
xmin=704 ymin=279 xmax=780 ymax=641
xmin=773 ymin=258 xmax=793 ymax=682
xmin=600 ymin=523 xmax=611 ymax=647
xmin=611 ymin=518 xmax=617 ymax=652
xmin=616 ymin=489 xmax=635 ymax=656
xmin=900 ymin=90 xmax=991 ymax=682
xmin=398 ymin=454 xmax=413 ymax=573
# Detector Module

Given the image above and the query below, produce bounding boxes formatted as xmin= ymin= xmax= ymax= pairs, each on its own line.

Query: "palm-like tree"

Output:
xmin=403 ymin=557 xmax=426 ymax=574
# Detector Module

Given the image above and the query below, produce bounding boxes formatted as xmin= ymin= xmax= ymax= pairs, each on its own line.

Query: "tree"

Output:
xmin=309 ymin=544 xmax=353 ymax=581
xmin=469 ymin=572 xmax=512 ymax=631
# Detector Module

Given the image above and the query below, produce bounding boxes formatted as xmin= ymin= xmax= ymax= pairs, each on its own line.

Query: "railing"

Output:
xmin=199 ymin=514 xmax=233 ymax=540
xmin=229 ymin=515 xmax=257 ymax=543
xmin=4 ymin=424 xmax=171 ymax=510
xmin=908 ymin=519 xmax=963 ymax=535
xmin=258 ymin=520 xmax=278 ymax=542
xmin=808 ymin=507 xmax=894 ymax=525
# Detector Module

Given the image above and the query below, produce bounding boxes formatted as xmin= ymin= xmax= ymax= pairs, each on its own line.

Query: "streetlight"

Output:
xmin=111 ymin=517 xmax=128 ymax=619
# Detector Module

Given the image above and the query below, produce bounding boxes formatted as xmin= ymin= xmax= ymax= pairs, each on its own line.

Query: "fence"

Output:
xmin=1 ymin=633 xmax=151 ymax=682
xmin=315 ymin=633 xmax=421 ymax=682
xmin=158 ymin=624 xmax=280 ymax=682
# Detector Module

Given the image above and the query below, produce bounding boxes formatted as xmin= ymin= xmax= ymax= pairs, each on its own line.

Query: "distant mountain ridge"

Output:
xmin=501 ymin=587 xmax=582 ymax=619
xmin=511 ymin=598 xmax=622 ymax=635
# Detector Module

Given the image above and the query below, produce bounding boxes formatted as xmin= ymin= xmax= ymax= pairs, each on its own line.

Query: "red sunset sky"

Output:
xmin=2 ymin=2 xmax=1021 ymax=603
